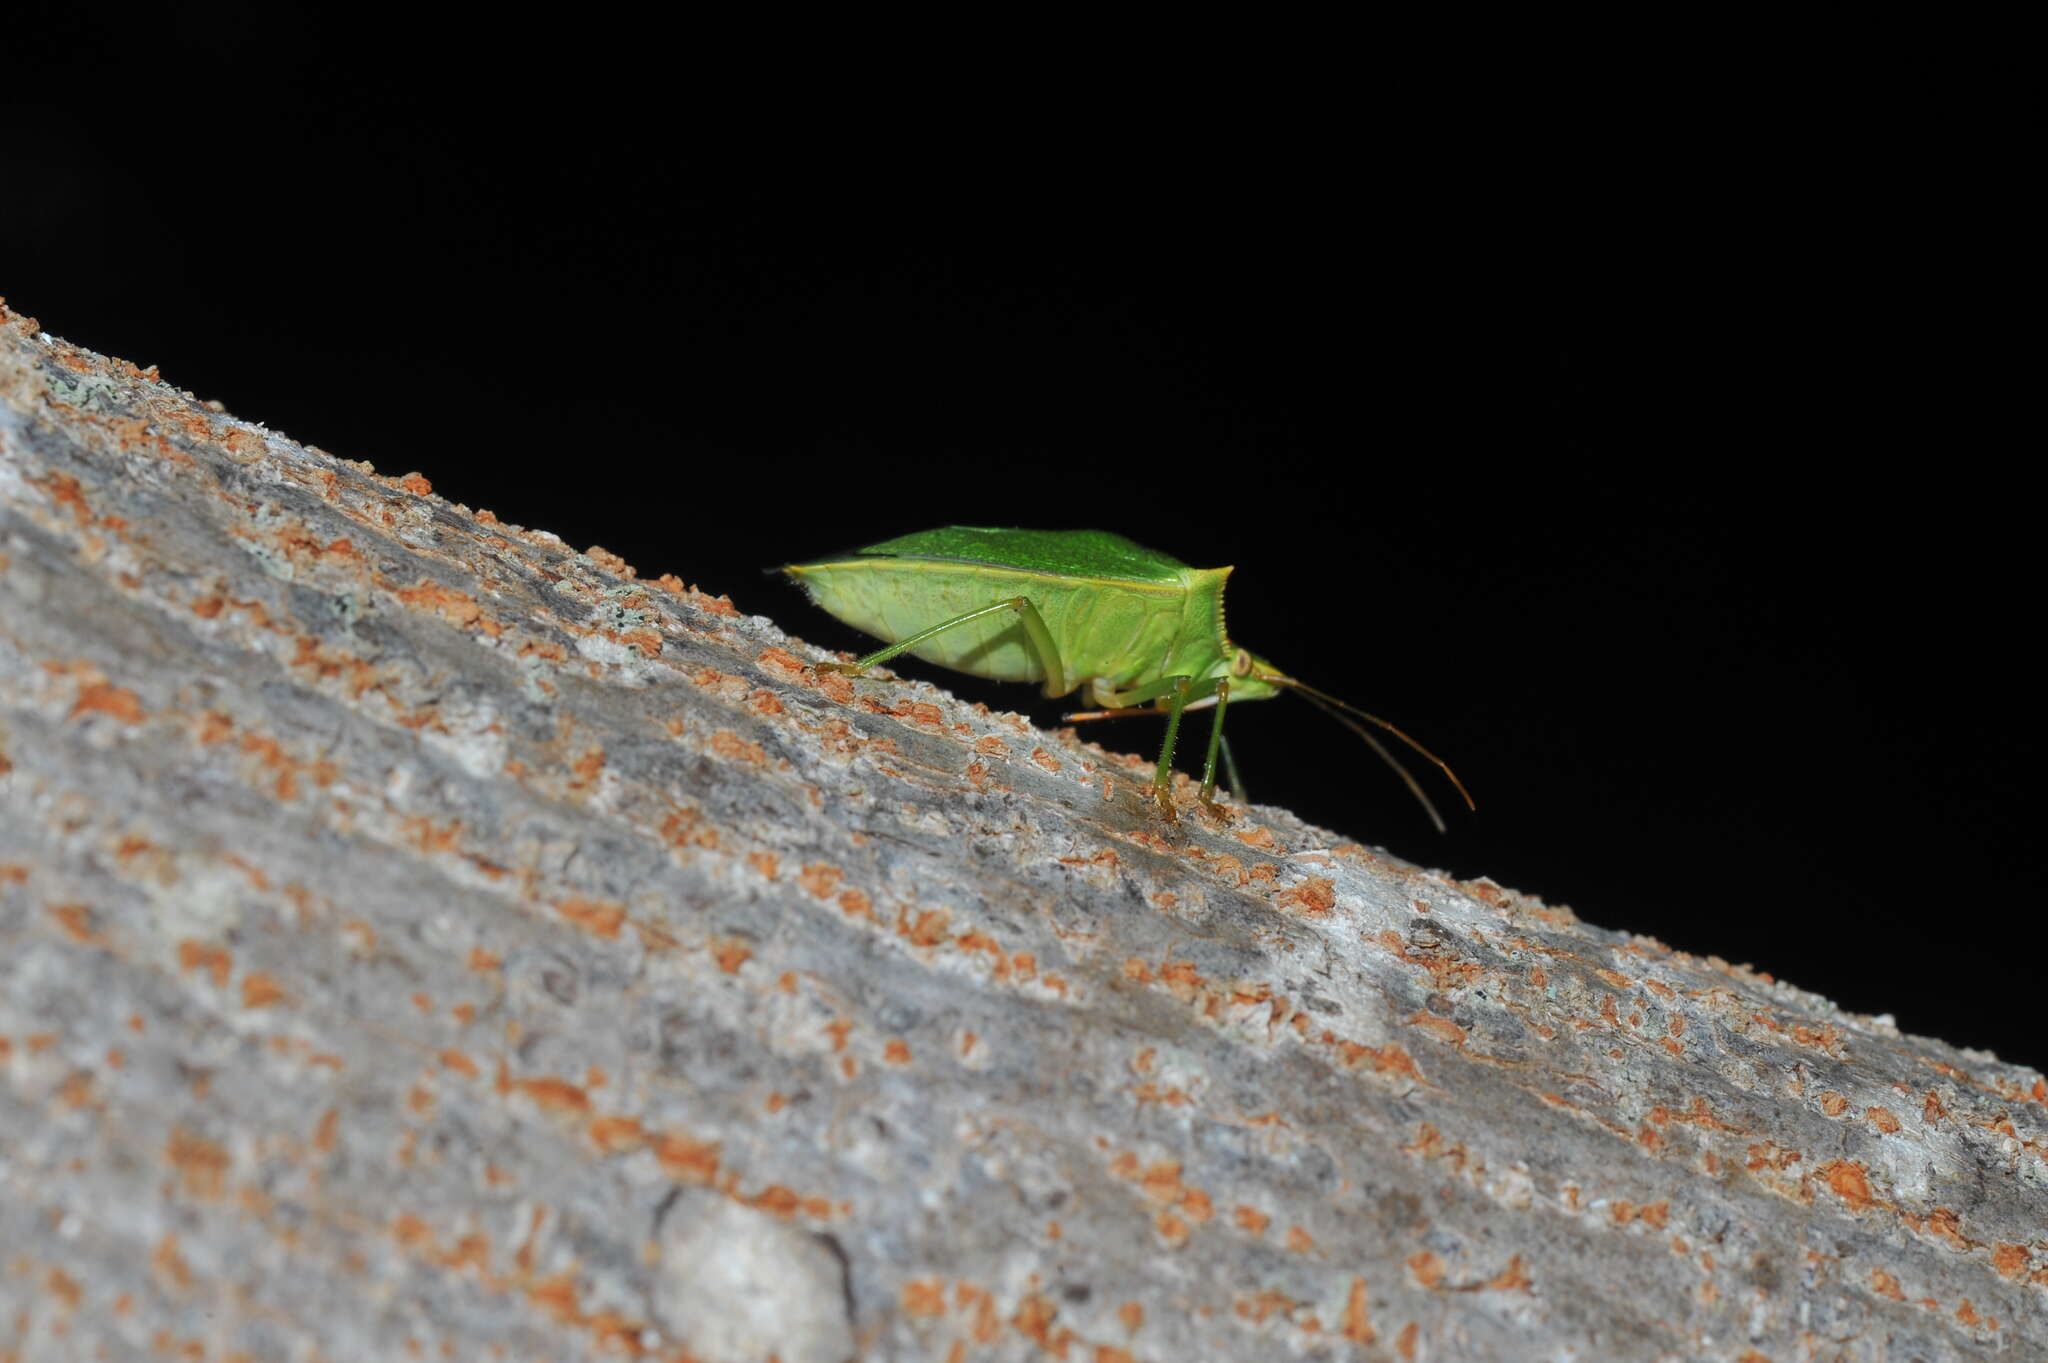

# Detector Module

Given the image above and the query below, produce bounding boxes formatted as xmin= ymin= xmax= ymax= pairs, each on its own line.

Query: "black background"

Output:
xmin=8 ymin=21 xmax=2035 ymax=1068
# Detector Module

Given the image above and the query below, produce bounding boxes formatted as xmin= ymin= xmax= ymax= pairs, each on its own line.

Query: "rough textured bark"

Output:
xmin=1 ymin=299 xmax=2042 ymax=1363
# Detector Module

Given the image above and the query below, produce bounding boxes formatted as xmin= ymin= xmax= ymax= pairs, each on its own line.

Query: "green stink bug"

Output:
xmin=783 ymin=527 xmax=1472 ymax=826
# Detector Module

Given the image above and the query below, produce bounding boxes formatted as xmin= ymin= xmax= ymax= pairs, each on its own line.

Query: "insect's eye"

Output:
xmin=1232 ymin=649 xmax=1253 ymax=677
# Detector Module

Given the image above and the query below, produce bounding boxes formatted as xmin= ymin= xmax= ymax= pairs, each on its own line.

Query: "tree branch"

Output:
xmin=2 ymin=301 xmax=2042 ymax=1361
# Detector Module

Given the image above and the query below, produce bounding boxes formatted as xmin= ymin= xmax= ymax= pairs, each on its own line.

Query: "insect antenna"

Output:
xmin=1261 ymin=676 xmax=1475 ymax=833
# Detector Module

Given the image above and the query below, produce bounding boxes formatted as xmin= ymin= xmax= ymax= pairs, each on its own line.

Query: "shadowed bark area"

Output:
xmin=2 ymin=300 xmax=2043 ymax=1362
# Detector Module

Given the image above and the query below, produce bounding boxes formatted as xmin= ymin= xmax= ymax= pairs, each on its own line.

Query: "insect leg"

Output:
xmin=817 ymin=596 xmax=1068 ymax=696
xmin=1217 ymin=734 xmax=1248 ymax=804
xmin=1196 ymin=678 xmax=1231 ymax=807
xmin=1095 ymin=673 xmax=1228 ymax=818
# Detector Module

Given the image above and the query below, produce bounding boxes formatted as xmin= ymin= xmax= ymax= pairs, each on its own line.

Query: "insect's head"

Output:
xmin=1219 ymin=647 xmax=1289 ymax=702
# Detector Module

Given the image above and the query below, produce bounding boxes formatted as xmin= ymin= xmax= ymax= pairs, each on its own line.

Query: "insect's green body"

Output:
xmin=785 ymin=527 xmax=1281 ymax=709
xmin=782 ymin=527 xmax=1469 ymax=826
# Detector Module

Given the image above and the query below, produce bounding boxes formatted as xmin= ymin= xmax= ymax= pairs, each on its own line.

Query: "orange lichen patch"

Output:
xmin=164 ymin=1127 xmax=231 ymax=1199
xmin=568 ymin=745 xmax=608 ymax=788
xmin=614 ymin=628 xmax=663 ymax=659
xmin=588 ymin=1116 xmax=645 ymax=1154
xmin=466 ymin=945 xmax=501 ymax=973
xmin=511 ymin=1077 xmax=591 ymax=1114
xmin=708 ymin=729 xmax=769 ymax=767
xmin=1029 ymin=747 xmax=1062 ymax=773
xmin=153 ymin=1232 xmax=193 ymax=1291
xmin=658 ymin=806 xmax=720 ymax=850
xmin=751 ymin=1185 xmax=835 ymax=1221
xmin=799 ymin=863 xmax=844 ymax=899
xmin=1234 ymin=1205 xmax=1272 ymax=1236
xmin=1233 ymin=1288 xmax=1303 ymax=1325
xmin=1594 ymin=968 xmax=1632 ymax=990
xmin=971 ymin=734 xmax=1010 ymax=757
xmin=1814 ymin=1159 xmax=1875 ymax=1211
xmin=391 ymin=1211 xmax=436 ymax=1250
xmin=56 ymin=1070 xmax=96 ymax=1109
xmin=392 ymin=578 xmax=498 ymax=635
xmin=876 ymin=700 xmax=944 ymax=730
xmin=1643 ymin=1095 xmax=1746 ymax=1134
xmin=1903 ymin=1207 xmax=1971 ymax=1251
xmin=393 ymin=471 xmax=433 ymax=495
xmin=1923 ymin=1090 xmax=1948 ymax=1124
xmin=900 ymin=907 xmax=952 ymax=948
xmin=526 ymin=1272 xmax=581 ymax=1324
xmin=47 ymin=903 xmax=105 ymax=947
xmin=1818 ymin=1090 xmax=1849 ymax=1117
xmin=1285 ymin=1225 xmax=1317 ymax=1253
xmin=902 ymin=1278 xmax=948 ymax=1317
xmin=1341 ymin=1278 xmax=1376 ymax=1344
xmin=310 ymin=1108 xmax=341 ymax=1157
xmin=1991 ymin=1242 xmax=2031 ymax=1279
xmin=1745 ymin=1141 xmax=1802 ymax=1175
xmin=240 ymin=973 xmax=287 ymax=1009
xmin=955 ymin=931 xmax=1010 ymax=979
xmin=1485 ymin=1254 xmax=1533 ymax=1292
xmin=1097 ymin=1347 xmax=1136 ymax=1363
xmin=1012 ymin=1293 xmax=1065 ymax=1350
xmin=39 ymin=1260 xmax=78 ymax=1309
xmin=554 ymin=897 xmax=625 ymax=939
xmin=177 ymin=940 xmax=233 ymax=988
xmin=1408 ymin=1251 xmax=1446 ymax=1289
xmin=755 ymin=647 xmax=814 ymax=682
xmin=837 ymin=888 xmax=873 ymax=920
xmin=1336 ymin=1041 xmax=1424 ymax=1083
xmin=823 ymin=1019 xmax=854 ymax=1053
xmin=439 ymin=1050 xmax=479 ymax=1078
xmin=1405 ymin=1012 xmax=1467 ymax=1048
xmin=746 ymin=851 xmax=781 ymax=880
xmin=884 ymin=1040 xmax=912 ymax=1065
xmin=70 ymin=680 xmax=146 ymax=724
xmin=1117 ymin=1300 xmax=1145 ymax=1336
xmin=0 ymin=863 xmax=29 ymax=884
xmin=34 ymin=468 xmax=95 ymax=521
xmin=654 ymin=1133 xmax=721 ymax=1185
xmin=1858 ymin=1263 xmax=1906 ymax=1301
xmin=1273 ymin=877 xmax=1337 ymax=915
xmin=711 ymin=939 xmax=752 ymax=974
xmin=401 ymin=814 xmax=463 ymax=855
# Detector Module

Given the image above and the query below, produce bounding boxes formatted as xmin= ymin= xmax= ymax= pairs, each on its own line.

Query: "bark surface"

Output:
xmin=2 ymin=302 xmax=2043 ymax=1361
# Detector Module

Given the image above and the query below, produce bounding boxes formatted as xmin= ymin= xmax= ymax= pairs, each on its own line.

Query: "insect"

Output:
xmin=782 ymin=527 xmax=1472 ymax=826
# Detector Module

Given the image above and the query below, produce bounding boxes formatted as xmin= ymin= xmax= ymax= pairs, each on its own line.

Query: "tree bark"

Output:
xmin=2 ymin=300 xmax=2042 ymax=1362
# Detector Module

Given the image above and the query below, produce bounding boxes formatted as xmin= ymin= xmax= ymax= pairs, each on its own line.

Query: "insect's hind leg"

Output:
xmin=816 ymin=596 xmax=1068 ymax=697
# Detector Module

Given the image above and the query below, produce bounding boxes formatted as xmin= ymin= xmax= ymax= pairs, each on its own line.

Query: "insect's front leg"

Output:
xmin=1196 ymin=678 xmax=1232 ymax=811
xmin=1095 ymin=673 xmax=1229 ymax=821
